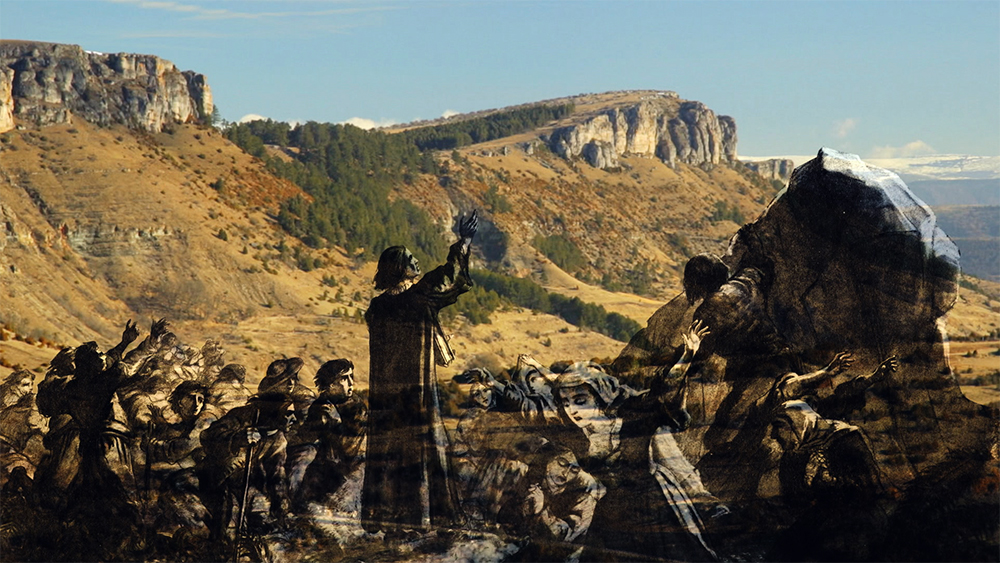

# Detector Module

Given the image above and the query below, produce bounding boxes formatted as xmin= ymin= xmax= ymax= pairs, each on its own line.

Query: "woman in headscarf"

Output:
xmin=552 ymin=321 xmax=722 ymax=562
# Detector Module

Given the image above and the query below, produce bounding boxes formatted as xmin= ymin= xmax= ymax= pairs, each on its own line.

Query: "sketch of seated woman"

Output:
xmin=499 ymin=443 xmax=605 ymax=561
xmin=450 ymin=376 xmax=532 ymax=525
xmin=551 ymin=321 xmax=724 ymax=562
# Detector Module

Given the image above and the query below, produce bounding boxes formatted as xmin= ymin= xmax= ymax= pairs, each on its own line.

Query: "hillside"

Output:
xmin=2 ymin=42 xmax=997 ymax=400
xmin=932 ymin=205 xmax=1000 ymax=281
xmin=0 ymin=117 xmax=625 ymax=388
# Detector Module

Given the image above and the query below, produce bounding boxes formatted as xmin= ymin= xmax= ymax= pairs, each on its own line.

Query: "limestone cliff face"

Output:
xmin=548 ymin=93 xmax=737 ymax=169
xmin=742 ymin=158 xmax=795 ymax=183
xmin=0 ymin=41 xmax=212 ymax=133
xmin=0 ymin=67 xmax=14 ymax=133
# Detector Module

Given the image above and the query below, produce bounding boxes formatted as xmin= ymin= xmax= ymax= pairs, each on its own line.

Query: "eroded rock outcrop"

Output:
xmin=0 ymin=67 xmax=14 ymax=133
xmin=616 ymin=148 xmax=993 ymax=516
xmin=741 ymin=158 xmax=795 ymax=183
xmin=548 ymin=95 xmax=737 ymax=169
xmin=0 ymin=40 xmax=212 ymax=133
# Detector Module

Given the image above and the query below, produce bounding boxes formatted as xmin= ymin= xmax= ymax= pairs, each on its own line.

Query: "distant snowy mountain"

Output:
xmin=743 ymin=153 xmax=1000 ymax=182
xmin=742 ymin=153 xmax=998 ymax=279
xmin=866 ymin=155 xmax=1000 ymax=182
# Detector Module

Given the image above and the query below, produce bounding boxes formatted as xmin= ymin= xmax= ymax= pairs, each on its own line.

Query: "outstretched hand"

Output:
xmin=458 ymin=209 xmax=479 ymax=241
xmin=682 ymin=320 xmax=710 ymax=355
xmin=824 ymin=351 xmax=854 ymax=376
xmin=150 ymin=318 xmax=170 ymax=340
xmin=874 ymin=355 xmax=899 ymax=380
xmin=454 ymin=367 xmax=492 ymax=385
xmin=122 ymin=319 xmax=139 ymax=344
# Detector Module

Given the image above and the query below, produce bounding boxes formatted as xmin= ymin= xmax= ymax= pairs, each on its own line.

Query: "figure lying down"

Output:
xmin=459 ymin=322 xmax=726 ymax=561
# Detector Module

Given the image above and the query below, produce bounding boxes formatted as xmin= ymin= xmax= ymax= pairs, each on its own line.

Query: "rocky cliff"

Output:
xmin=740 ymin=158 xmax=795 ymax=183
xmin=547 ymin=92 xmax=738 ymax=169
xmin=0 ymin=40 xmax=212 ymax=134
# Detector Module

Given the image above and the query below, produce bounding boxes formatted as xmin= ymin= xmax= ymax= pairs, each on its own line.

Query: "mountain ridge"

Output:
xmin=2 ymin=42 xmax=997 ymax=396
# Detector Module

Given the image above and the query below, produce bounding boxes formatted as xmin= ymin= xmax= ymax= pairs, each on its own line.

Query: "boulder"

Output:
xmin=616 ymin=148 xmax=994 ymax=499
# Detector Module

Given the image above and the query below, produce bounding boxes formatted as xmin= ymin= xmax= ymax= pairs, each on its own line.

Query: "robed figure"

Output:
xmin=362 ymin=211 xmax=478 ymax=533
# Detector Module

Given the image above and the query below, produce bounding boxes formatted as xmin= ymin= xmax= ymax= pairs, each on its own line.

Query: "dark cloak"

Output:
xmin=361 ymin=240 xmax=471 ymax=532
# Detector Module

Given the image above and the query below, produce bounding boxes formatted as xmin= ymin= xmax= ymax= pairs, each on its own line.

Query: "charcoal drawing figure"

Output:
xmin=1 ymin=146 xmax=996 ymax=563
xmin=361 ymin=210 xmax=479 ymax=533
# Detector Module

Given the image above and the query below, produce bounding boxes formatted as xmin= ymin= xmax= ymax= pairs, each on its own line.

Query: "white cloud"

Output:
xmin=120 ymin=30 xmax=227 ymax=38
xmin=107 ymin=0 xmax=397 ymax=21
xmin=342 ymin=117 xmax=397 ymax=130
xmin=868 ymin=140 xmax=938 ymax=159
xmin=441 ymin=109 xmax=460 ymax=119
xmin=833 ymin=118 xmax=857 ymax=139
xmin=238 ymin=113 xmax=269 ymax=123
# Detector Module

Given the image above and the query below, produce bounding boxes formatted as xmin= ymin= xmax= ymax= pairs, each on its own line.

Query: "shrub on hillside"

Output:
xmin=533 ymin=234 xmax=586 ymax=273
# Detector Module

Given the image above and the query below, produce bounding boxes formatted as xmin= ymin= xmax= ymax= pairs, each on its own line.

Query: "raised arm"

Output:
xmin=124 ymin=318 xmax=170 ymax=364
xmin=413 ymin=210 xmax=479 ymax=305
xmin=665 ymin=320 xmax=710 ymax=381
xmin=778 ymin=352 xmax=854 ymax=401
xmin=107 ymin=320 xmax=140 ymax=362
xmin=458 ymin=208 xmax=478 ymax=255
xmin=643 ymin=321 xmax=710 ymax=431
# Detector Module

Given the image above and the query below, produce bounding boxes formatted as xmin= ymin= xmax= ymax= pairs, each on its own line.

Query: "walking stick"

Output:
xmin=233 ymin=413 xmax=259 ymax=563
xmin=143 ymin=418 xmax=155 ymax=545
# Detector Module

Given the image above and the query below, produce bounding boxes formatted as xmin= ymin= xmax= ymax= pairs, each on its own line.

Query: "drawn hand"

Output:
xmin=824 ymin=351 xmax=854 ymax=376
xmin=550 ymin=518 xmax=571 ymax=539
xmin=874 ymin=356 xmax=899 ymax=380
xmin=246 ymin=428 xmax=261 ymax=445
xmin=682 ymin=320 xmax=710 ymax=354
xmin=458 ymin=209 xmax=479 ymax=240
xmin=148 ymin=405 xmax=168 ymax=426
xmin=122 ymin=319 xmax=139 ymax=344
xmin=524 ymin=484 xmax=544 ymax=515
xmin=150 ymin=318 xmax=170 ymax=340
xmin=454 ymin=368 xmax=488 ymax=384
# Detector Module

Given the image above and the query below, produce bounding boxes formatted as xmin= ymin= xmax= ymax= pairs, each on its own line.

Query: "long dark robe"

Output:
xmin=362 ymin=240 xmax=470 ymax=532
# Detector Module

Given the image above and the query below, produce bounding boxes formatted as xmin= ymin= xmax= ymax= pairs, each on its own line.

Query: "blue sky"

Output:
xmin=3 ymin=0 xmax=998 ymax=158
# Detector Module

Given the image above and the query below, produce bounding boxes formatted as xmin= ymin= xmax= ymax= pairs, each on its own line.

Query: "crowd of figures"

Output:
xmin=0 ymin=319 xmax=368 ymax=562
xmin=0 ymin=212 xmax=969 ymax=563
xmin=0 ymin=314 xmax=901 ymax=563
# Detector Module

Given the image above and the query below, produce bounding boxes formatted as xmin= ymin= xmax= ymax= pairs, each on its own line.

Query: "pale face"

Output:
xmin=334 ymin=369 xmax=354 ymax=399
xmin=544 ymin=451 xmax=581 ymax=493
xmin=526 ymin=371 xmax=549 ymax=396
xmin=320 ymin=369 xmax=354 ymax=400
xmin=559 ymin=385 xmax=603 ymax=426
xmin=17 ymin=376 xmax=33 ymax=397
xmin=408 ymin=251 xmax=422 ymax=278
xmin=469 ymin=382 xmax=493 ymax=409
xmin=2 ymin=375 xmax=34 ymax=407
xmin=177 ymin=392 xmax=205 ymax=420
